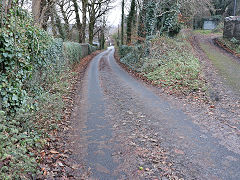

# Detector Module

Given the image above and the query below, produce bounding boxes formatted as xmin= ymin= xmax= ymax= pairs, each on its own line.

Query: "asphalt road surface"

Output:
xmin=69 ymin=47 xmax=240 ymax=180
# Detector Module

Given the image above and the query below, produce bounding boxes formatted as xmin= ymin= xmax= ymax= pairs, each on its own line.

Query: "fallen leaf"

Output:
xmin=50 ymin=150 xmax=59 ymax=154
xmin=42 ymin=167 xmax=47 ymax=176
xmin=174 ymin=149 xmax=184 ymax=155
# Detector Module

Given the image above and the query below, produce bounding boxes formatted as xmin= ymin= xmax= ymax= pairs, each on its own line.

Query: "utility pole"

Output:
xmin=234 ymin=0 xmax=237 ymax=16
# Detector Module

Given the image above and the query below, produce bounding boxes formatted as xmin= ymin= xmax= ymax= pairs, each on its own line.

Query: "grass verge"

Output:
xmin=199 ymin=41 xmax=240 ymax=93
xmin=193 ymin=29 xmax=222 ymax=36
xmin=143 ymin=36 xmax=206 ymax=94
xmin=119 ymin=35 xmax=207 ymax=96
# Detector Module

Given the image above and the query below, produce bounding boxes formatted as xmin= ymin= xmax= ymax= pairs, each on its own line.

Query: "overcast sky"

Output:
xmin=107 ymin=0 xmax=124 ymax=27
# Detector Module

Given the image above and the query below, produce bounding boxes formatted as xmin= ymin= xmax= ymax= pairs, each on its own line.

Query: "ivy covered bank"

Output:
xmin=0 ymin=4 xmax=95 ymax=179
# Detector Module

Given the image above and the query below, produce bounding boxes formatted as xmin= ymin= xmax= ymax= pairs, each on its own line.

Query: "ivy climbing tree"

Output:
xmin=145 ymin=1 xmax=156 ymax=36
xmin=136 ymin=0 xmax=182 ymax=41
xmin=126 ymin=0 xmax=136 ymax=44
xmin=121 ymin=0 xmax=125 ymax=45
xmin=0 ymin=3 xmax=52 ymax=114
xmin=137 ymin=0 xmax=148 ymax=42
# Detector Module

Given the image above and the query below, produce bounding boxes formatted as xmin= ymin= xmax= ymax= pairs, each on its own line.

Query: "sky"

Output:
xmin=107 ymin=0 xmax=123 ymax=27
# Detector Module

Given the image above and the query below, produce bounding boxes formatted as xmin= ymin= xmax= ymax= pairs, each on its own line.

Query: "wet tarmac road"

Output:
xmin=70 ymin=47 xmax=240 ymax=180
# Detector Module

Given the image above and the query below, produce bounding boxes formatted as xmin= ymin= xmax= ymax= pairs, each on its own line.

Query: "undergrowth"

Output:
xmin=0 ymin=39 xmax=73 ymax=179
xmin=217 ymin=37 xmax=240 ymax=54
xmin=0 ymin=5 xmax=96 ymax=179
xmin=119 ymin=35 xmax=206 ymax=94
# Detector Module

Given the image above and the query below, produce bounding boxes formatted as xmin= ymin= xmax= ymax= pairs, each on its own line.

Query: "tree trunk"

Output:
xmin=100 ymin=28 xmax=104 ymax=49
xmin=82 ymin=0 xmax=87 ymax=43
xmin=72 ymin=0 xmax=82 ymax=43
xmin=53 ymin=7 xmax=66 ymax=40
xmin=126 ymin=0 xmax=135 ymax=44
xmin=59 ymin=2 xmax=70 ymax=38
xmin=137 ymin=0 xmax=148 ymax=42
xmin=50 ymin=13 xmax=57 ymax=36
xmin=121 ymin=0 xmax=124 ymax=45
xmin=32 ymin=0 xmax=41 ymax=25
xmin=32 ymin=0 xmax=52 ymax=29
xmin=100 ymin=17 xmax=105 ymax=49
xmin=88 ymin=5 xmax=96 ymax=45
xmin=88 ymin=20 xmax=94 ymax=45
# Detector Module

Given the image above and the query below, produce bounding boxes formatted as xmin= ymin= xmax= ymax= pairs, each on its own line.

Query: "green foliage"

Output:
xmin=0 ymin=4 xmax=97 ymax=179
xmin=88 ymin=44 xmax=97 ymax=53
xmin=230 ymin=37 xmax=239 ymax=44
xmin=0 ymin=107 xmax=43 ymax=179
xmin=194 ymin=30 xmax=213 ymax=35
xmin=139 ymin=0 xmax=182 ymax=38
xmin=63 ymin=42 xmax=83 ymax=64
xmin=218 ymin=37 xmax=240 ymax=53
xmin=0 ymin=6 xmax=52 ymax=114
xmin=0 ymin=7 xmax=61 ymax=176
xmin=120 ymin=44 xmax=144 ymax=70
xmin=0 ymin=37 xmax=75 ymax=178
xmin=162 ymin=5 xmax=181 ymax=36
xmin=120 ymin=35 xmax=206 ymax=94
xmin=119 ymin=45 xmax=133 ymax=58
xmin=143 ymin=36 xmax=205 ymax=93
xmin=145 ymin=1 xmax=156 ymax=36
xmin=63 ymin=42 xmax=97 ymax=64
xmin=212 ymin=22 xmax=224 ymax=33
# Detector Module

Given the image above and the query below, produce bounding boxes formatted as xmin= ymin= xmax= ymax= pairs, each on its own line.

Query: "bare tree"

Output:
xmin=56 ymin=0 xmax=74 ymax=39
xmin=72 ymin=0 xmax=83 ymax=43
xmin=87 ymin=0 xmax=112 ymax=44
xmin=99 ymin=16 xmax=106 ymax=49
xmin=82 ymin=0 xmax=87 ymax=43
xmin=50 ymin=11 xmax=57 ymax=36
xmin=121 ymin=0 xmax=124 ymax=45
xmin=32 ymin=0 xmax=56 ymax=30
xmin=53 ymin=5 xmax=67 ymax=39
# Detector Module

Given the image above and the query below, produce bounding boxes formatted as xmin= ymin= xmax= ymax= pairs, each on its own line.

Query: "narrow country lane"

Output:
xmin=193 ymin=34 xmax=240 ymax=94
xmin=69 ymin=47 xmax=240 ymax=179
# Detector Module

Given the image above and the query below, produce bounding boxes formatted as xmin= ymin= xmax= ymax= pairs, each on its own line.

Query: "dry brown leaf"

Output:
xmin=174 ymin=149 xmax=185 ymax=155
xmin=50 ymin=150 xmax=59 ymax=154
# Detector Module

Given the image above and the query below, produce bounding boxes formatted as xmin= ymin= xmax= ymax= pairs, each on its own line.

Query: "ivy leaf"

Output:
xmin=2 ymin=53 xmax=8 ymax=58
xmin=12 ymin=94 xmax=18 ymax=101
